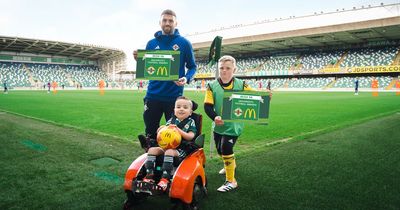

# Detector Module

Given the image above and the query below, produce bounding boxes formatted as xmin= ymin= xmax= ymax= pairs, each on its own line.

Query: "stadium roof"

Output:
xmin=189 ymin=3 xmax=400 ymax=58
xmin=0 ymin=35 xmax=125 ymax=60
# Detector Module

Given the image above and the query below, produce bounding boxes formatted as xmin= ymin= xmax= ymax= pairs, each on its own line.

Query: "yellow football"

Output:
xmin=157 ymin=126 xmax=182 ymax=149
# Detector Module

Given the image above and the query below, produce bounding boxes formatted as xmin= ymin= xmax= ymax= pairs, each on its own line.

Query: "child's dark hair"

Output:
xmin=176 ymin=96 xmax=193 ymax=109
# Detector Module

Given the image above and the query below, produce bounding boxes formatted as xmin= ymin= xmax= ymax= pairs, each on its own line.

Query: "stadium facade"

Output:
xmin=185 ymin=3 xmax=400 ymax=91
xmin=0 ymin=36 xmax=126 ymax=89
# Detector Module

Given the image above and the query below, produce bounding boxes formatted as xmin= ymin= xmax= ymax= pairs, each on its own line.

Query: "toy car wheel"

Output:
xmin=181 ymin=177 xmax=207 ymax=210
xmin=122 ymin=199 xmax=132 ymax=210
xmin=123 ymin=190 xmax=148 ymax=209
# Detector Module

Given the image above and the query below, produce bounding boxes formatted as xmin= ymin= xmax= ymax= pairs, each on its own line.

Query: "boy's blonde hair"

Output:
xmin=218 ymin=55 xmax=237 ymax=69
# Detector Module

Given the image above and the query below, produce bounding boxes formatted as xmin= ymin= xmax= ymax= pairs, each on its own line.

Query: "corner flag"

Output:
xmin=208 ymin=36 xmax=222 ymax=66
xmin=208 ymin=36 xmax=222 ymax=159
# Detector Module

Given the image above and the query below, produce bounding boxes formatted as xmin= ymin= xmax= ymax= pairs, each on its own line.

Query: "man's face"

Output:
xmin=219 ymin=60 xmax=235 ymax=82
xmin=160 ymin=14 xmax=177 ymax=34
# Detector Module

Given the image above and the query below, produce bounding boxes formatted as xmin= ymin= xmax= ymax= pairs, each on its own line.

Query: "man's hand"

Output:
xmin=174 ymin=77 xmax=187 ymax=86
xmin=133 ymin=50 xmax=138 ymax=61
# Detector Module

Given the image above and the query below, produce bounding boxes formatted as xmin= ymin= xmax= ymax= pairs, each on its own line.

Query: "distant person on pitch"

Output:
xmin=3 ymin=81 xmax=8 ymax=94
xmin=354 ymin=78 xmax=359 ymax=95
xmin=47 ymin=82 xmax=51 ymax=93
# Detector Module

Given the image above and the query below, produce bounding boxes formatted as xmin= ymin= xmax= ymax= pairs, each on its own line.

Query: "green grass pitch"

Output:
xmin=0 ymin=90 xmax=399 ymax=209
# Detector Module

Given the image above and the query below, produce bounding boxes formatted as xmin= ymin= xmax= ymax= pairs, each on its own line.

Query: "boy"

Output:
xmin=204 ymin=55 xmax=252 ymax=192
xmin=142 ymin=96 xmax=197 ymax=191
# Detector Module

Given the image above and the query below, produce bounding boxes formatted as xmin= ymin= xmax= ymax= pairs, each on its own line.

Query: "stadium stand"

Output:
xmin=261 ymin=55 xmax=296 ymax=76
xmin=0 ymin=35 xmax=125 ymax=89
xmin=333 ymin=76 xmax=393 ymax=89
xmin=187 ymin=3 xmax=400 ymax=92
xmin=1 ymin=61 xmax=110 ymax=88
xmin=27 ymin=63 xmax=69 ymax=87
xmin=299 ymin=51 xmax=343 ymax=71
xmin=66 ymin=65 xmax=107 ymax=87
xmin=1 ymin=3 xmax=399 ymax=91
xmin=0 ymin=62 xmax=31 ymax=88
xmin=287 ymin=77 xmax=335 ymax=88
xmin=340 ymin=47 xmax=399 ymax=67
xmin=191 ymin=43 xmax=400 ymax=91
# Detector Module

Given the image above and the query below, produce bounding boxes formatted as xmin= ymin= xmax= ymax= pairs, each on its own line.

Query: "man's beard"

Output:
xmin=162 ymin=26 xmax=174 ymax=35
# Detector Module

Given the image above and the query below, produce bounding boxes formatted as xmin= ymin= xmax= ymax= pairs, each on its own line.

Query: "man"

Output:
xmin=134 ymin=9 xmax=197 ymax=148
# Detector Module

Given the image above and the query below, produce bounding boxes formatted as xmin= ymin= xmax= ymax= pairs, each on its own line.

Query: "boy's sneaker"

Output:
xmin=157 ymin=178 xmax=170 ymax=191
xmin=142 ymin=174 xmax=155 ymax=183
xmin=217 ymin=181 xmax=238 ymax=192
xmin=218 ymin=168 xmax=226 ymax=175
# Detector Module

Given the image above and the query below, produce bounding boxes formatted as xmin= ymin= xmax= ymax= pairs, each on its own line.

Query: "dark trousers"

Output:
xmin=213 ymin=132 xmax=238 ymax=156
xmin=143 ymin=99 xmax=175 ymax=139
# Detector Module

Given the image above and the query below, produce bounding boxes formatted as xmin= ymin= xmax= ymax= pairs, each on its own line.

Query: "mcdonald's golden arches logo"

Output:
xmin=157 ymin=66 xmax=168 ymax=76
xmin=244 ymin=108 xmax=256 ymax=119
xmin=164 ymin=132 xmax=171 ymax=138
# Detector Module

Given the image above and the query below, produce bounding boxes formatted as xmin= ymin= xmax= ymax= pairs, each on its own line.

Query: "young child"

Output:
xmin=142 ymin=96 xmax=197 ymax=191
xmin=204 ymin=55 xmax=252 ymax=192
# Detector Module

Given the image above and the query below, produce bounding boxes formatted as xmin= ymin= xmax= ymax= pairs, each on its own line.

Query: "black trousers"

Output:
xmin=143 ymin=99 xmax=175 ymax=139
xmin=213 ymin=132 xmax=238 ymax=156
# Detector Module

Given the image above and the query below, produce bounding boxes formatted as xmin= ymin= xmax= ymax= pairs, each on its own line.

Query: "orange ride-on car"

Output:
xmin=123 ymin=112 xmax=207 ymax=210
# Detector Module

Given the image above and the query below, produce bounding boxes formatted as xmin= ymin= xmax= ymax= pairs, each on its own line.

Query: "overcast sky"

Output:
xmin=0 ymin=0 xmax=398 ymax=68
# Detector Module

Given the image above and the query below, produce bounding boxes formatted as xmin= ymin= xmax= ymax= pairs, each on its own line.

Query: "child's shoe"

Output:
xmin=218 ymin=168 xmax=226 ymax=175
xmin=157 ymin=178 xmax=170 ymax=191
xmin=217 ymin=181 xmax=238 ymax=192
xmin=142 ymin=174 xmax=155 ymax=183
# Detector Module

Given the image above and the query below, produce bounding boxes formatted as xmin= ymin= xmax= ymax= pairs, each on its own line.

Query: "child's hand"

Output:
xmin=168 ymin=124 xmax=177 ymax=128
xmin=214 ymin=116 xmax=224 ymax=126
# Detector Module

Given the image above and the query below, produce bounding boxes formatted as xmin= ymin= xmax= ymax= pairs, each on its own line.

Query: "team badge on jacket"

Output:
xmin=172 ymin=44 xmax=179 ymax=51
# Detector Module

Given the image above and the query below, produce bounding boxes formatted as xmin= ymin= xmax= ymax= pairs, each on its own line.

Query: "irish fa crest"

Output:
xmin=172 ymin=44 xmax=179 ymax=51
xmin=234 ymin=108 xmax=243 ymax=117
xmin=147 ymin=66 xmax=155 ymax=75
